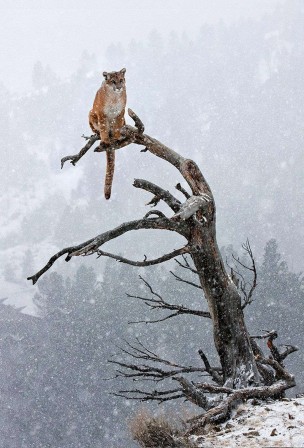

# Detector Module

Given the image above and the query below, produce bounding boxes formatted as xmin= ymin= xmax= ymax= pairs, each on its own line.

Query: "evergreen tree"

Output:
xmin=249 ymin=239 xmax=304 ymax=394
xmin=258 ymin=239 xmax=304 ymax=318
xmin=32 ymin=61 xmax=58 ymax=90
xmin=15 ymin=264 xmax=138 ymax=447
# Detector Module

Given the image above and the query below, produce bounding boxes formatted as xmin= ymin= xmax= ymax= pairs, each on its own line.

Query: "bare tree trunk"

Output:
xmin=189 ymin=227 xmax=259 ymax=386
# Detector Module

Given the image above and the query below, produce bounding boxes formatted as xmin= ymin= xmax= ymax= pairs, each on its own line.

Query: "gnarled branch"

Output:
xmin=174 ymin=376 xmax=215 ymax=409
xmin=28 ymin=217 xmax=188 ymax=284
xmin=96 ymin=109 xmax=214 ymax=199
xmin=250 ymin=330 xmax=298 ymax=385
xmin=265 ymin=331 xmax=299 ymax=365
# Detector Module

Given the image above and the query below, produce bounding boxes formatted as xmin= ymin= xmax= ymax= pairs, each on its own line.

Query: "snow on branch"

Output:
xmin=186 ymin=366 xmax=296 ymax=434
xmin=172 ymin=194 xmax=212 ymax=222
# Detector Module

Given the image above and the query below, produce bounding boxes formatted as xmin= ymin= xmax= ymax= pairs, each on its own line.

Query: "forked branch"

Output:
xmin=174 ymin=254 xmax=198 ymax=275
xmin=28 ymin=217 xmax=188 ymax=284
xmin=127 ymin=275 xmax=210 ymax=323
xmin=95 ymin=109 xmax=214 ymax=200
xmin=227 ymin=239 xmax=257 ymax=309
xmin=108 ymin=339 xmax=221 ymax=405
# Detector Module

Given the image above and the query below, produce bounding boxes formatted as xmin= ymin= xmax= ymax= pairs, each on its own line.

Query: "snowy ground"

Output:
xmin=191 ymin=397 xmax=304 ymax=447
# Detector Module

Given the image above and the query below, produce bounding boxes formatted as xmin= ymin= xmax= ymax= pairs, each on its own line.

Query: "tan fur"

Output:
xmin=89 ymin=68 xmax=127 ymax=199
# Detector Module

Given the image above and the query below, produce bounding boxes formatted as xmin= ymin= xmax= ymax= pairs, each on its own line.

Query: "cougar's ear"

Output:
xmin=103 ymin=71 xmax=108 ymax=80
xmin=120 ymin=68 xmax=126 ymax=76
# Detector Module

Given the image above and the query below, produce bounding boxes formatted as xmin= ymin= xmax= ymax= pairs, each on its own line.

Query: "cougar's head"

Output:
xmin=103 ymin=68 xmax=126 ymax=91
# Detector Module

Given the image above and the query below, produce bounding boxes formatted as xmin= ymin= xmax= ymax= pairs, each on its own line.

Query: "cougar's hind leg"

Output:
xmin=112 ymin=112 xmax=125 ymax=141
xmin=89 ymin=110 xmax=99 ymax=135
xmin=99 ymin=118 xmax=111 ymax=145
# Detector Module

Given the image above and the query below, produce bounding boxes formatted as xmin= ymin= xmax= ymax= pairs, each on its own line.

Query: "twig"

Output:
xmin=250 ymin=330 xmax=277 ymax=340
xmin=96 ymin=246 xmax=189 ymax=267
xmin=174 ymin=255 xmax=198 ymax=275
xmin=198 ymin=350 xmax=223 ymax=384
xmin=61 ymin=133 xmax=100 ymax=168
xmin=226 ymin=239 xmax=257 ymax=309
xmin=143 ymin=210 xmax=168 ymax=219
xmin=176 ymin=183 xmax=190 ymax=199
xmin=127 ymin=276 xmax=210 ymax=321
xmin=170 ymin=270 xmax=202 ymax=289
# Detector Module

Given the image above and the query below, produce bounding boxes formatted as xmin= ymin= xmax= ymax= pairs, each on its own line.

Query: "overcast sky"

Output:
xmin=0 ymin=0 xmax=284 ymax=93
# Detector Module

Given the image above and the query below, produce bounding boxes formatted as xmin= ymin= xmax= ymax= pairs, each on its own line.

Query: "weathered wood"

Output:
xmin=29 ymin=109 xmax=278 ymax=388
xmin=133 ymin=179 xmax=181 ymax=213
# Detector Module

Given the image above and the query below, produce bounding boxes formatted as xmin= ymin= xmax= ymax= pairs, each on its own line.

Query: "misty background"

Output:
xmin=0 ymin=0 xmax=303 ymax=447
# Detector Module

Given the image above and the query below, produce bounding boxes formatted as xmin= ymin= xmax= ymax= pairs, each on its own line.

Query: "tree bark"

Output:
xmin=189 ymin=227 xmax=259 ymax=386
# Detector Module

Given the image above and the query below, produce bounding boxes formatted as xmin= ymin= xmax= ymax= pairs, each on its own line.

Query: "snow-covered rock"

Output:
xmin=191 ymin=397 xmax=304 ymax=447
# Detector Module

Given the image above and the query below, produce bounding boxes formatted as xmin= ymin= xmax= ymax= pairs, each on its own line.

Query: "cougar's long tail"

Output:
xmin=104 ymin=149 xmax=115 ymax=200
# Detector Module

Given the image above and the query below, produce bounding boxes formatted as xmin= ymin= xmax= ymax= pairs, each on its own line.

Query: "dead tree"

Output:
xmin=109 ymin=269 xmax=297 ymax=428
xmin=28 ymin=108 xmax=297 ymax=426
